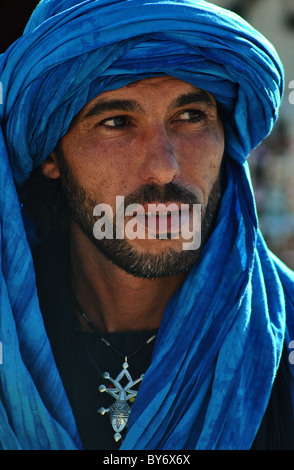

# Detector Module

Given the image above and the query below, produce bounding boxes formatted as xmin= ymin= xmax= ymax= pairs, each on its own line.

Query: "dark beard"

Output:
xmin=57 ymin=148 xmax=223 ymax=279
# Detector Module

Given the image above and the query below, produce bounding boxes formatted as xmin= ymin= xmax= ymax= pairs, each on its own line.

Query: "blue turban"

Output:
xmin=0 ymin=0 xmax=294 ymax=450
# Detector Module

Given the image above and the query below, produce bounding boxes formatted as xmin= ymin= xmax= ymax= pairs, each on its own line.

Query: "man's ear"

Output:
xmin=41 ymin=152 xmax=61 ymax=179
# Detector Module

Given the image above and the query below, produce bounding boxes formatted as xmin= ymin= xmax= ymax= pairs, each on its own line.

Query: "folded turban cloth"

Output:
xmin=0 ymin=0 xmax=294 ymax=450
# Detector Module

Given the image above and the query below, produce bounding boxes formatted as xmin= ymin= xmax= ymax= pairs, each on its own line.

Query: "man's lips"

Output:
xmin=125 ymin=202 xmax=191 ymax=235
xmin=134 ymin=201 xmax=185 ymax=214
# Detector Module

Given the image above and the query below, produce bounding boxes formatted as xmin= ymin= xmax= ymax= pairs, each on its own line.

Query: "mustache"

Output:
xmin=123 ymin=182 xmax=200 ymax=208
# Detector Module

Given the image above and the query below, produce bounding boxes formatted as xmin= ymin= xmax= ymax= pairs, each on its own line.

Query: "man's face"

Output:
xmin=51 ymin=76 xmax=225 ymax=278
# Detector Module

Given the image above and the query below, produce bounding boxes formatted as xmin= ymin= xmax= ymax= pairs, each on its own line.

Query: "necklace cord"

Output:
xmin=70 ymin=288 xmax=158 ymax=444
xmin=70 ymin=289 xmax=157 ymax=360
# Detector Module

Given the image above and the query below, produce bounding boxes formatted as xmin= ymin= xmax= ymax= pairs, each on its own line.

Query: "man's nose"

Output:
xmin=138 ymin=126 xmax=180 ymax=185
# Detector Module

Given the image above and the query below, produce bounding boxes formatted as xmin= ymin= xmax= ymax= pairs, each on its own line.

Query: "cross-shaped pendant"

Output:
xmin=98 ymin=358 xmax=144 ymax=442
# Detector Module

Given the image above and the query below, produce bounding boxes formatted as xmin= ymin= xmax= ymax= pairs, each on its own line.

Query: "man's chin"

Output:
xmin=90 ymin=237 xmax=200 ymax=279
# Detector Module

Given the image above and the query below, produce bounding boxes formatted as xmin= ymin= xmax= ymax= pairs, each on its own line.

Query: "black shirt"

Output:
xmin=33 ymin=238 xmax=294 ymax=450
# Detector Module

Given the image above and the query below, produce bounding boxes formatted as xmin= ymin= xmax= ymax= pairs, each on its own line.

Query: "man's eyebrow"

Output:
xmin=83 ymin=99 xmax=144 ymax=118
xmin=170 ymin=91 xmax=216 ymax=110
xmin=82 ymin=90 xmax=215 ymax=120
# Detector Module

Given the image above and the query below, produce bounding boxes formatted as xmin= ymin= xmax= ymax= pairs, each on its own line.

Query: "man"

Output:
xmin=0 ymin=0 xmax=293 ymax=451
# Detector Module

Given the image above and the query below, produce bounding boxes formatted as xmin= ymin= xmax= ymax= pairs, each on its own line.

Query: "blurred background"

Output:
xmin=209 ymin=0 xmax=294 ymax=269
xmin=1 ymin=0 xmax=294 ymax=269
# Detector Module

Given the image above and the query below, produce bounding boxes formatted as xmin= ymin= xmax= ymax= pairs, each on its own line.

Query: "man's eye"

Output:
xmin=100 ymin=115 xmax=130 ymax=129
xmin=175 ymin=110 xmax=206 ymax=122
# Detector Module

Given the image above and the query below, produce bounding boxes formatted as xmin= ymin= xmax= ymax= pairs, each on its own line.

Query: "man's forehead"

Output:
xmin=123 ymin=76 xmax=192 ymax=89
xmin=79 ymin=76 xmax=217 ymax=118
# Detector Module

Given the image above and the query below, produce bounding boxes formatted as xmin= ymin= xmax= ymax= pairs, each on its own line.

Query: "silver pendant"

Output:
xmin=98 ymin=358 xmax=144 ymax=442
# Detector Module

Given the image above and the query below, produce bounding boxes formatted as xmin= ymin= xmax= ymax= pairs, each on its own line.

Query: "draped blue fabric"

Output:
xmin=0 ymin=0 xmax=293 ymax=450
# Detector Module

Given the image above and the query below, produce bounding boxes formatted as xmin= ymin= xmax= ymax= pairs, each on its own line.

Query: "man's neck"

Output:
xmin=69 ymin=226 xmax=188 ymax=333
